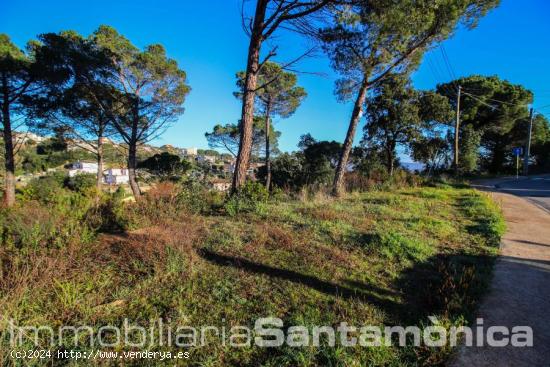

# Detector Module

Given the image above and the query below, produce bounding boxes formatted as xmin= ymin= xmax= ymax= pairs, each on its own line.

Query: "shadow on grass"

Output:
xmin=198 ymin=248 xmax=400 ymax=312
xmin=198 ymin=248 xmax=497 ymax=326
xmin=395 ymin=253 xmax=495 ymax=324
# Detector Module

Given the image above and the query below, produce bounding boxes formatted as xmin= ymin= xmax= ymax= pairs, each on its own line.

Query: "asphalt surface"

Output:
xmin=494 ymin=175 xmax=550 ymax=213
xmin=450 ymin=175 xmax=550 ymax=367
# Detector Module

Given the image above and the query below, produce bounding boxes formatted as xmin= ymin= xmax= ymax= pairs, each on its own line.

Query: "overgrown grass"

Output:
xmin=0 ymin=182 xmax=504 ymax=366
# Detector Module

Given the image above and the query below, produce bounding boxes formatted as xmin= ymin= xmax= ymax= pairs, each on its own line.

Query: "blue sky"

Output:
xmin=2 ymin=0 xmax=550 ymax=157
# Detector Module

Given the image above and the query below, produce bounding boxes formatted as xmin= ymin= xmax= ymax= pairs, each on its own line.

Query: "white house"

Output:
xmin=68 ymin=161 xmax=98 ymax=177
xmin=210 ymin=179 xmax=232 ymax=192
xmin=182 ymin=147 xmax=198 ymax=156
xmin=196 ymin=155 xmax=216 ymax=164
xmin=223 ymin=162 xmax=236 ymax=174
xmin=103 ymin=168 xmax=130 ymax=185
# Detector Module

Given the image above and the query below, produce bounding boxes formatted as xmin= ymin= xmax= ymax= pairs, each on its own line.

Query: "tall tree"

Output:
xmin=232 ymin=0 xmax=345 ymax=192
xmin=89 ymin=26 xmax=190 ymax=199
xmin=437 ymin=75 xmax=532 ymax=173
xmin=236 ymin=61 xmax=306 ymax=189
xmin=0 ymin=34 xmax=62 ymax=206
xmin=323 ymin=0 xmax=500 ymax=195
xmin=40 ymin=28 xmax=190 ymax=199
xmin=362 ymin=76 xmax=452 ymax=175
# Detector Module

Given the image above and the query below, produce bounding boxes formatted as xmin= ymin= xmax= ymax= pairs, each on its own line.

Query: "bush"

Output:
xmin=176 ymin=179 xmax=217 ymax=214
xmin=224 ymin=181 xmax=269 ymax=216
xmin=64 ymin=173 xmax=97 ymax=193
xmin=19 ymin=172 xmax=67 ymax=204
xmin=84 ymin=188 xmax=128 ymax=232
xmin=124 ymin=180 xmax=225 ymax=227
xmin=2 ymin=195 xmax=96 ymax=250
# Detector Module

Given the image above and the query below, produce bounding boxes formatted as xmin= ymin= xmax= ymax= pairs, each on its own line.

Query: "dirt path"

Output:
xmin=450 ymin=186 xmax=550 ymax=366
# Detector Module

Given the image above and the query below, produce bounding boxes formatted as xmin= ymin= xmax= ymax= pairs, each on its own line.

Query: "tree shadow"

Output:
xmin=198 ymin=248 xmax=400 ymax=313
xmin=508 ymin=239 xmax=550 ymax=248
xmin=393 ymin=252 xmax=496 ymax=325
xmin=199 ymin=249 xmax=498 ymax=327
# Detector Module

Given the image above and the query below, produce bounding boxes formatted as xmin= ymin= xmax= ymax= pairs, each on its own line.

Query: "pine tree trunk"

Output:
xmin=127 ymin=99 xmax=141 ymax=200
xmin=127 ymin=141 xmax=141 ymax=200
xmin=265 ymin=100 xmax=272 ymax=191
xmin=231 ymin=0 xmax=268 ymax=192
xmin=386 ymin=147 xmax=394 ymax=176
xmin=96 ymin=135 xmax=104 ymax=191
xmin=2 ymin=100 xmax=15 ymax=207
xmin=332 ymin=78 xmax=369 ymax=197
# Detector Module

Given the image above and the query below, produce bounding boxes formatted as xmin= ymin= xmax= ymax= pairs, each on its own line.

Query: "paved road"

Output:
xmin=451 ymin=176 xmax=550 ymax=367
xmin=494 ymin=175 xmax=550 ymax=213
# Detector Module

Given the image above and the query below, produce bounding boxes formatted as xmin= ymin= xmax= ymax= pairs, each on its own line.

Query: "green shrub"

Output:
xmin=85 ymin=188 xmax=128 ymax=232
xmin=64 ymin=173 xmax=97 ymax=193
xmin=176 ymin=179 xmax=214 ymax=214
xmin=1 ymin=194 xmax=96 ymax=250
xmin=19 ymin=172 xmax=67 ymax=204
xmin=224 ymin=181 xmax=269 ymax=216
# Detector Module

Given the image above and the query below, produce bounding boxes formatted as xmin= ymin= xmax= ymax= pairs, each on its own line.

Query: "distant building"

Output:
xmin=223 ymin=162 xmax=236 ymax=173
xmin=68 ymin=161 xmax=98 ymax=177
xmin=103 ymin=168 xmax=130 ymax=185
xmin=196 ymin=155 xmax=216 ymax=164
xmin=182 ymin=147 xmax=198 ymax=156
xmin=210 ymin=178 xmax=232 ymax=192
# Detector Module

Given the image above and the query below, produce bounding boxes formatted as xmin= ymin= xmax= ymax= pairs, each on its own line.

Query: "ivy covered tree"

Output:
xmin=322 ymin=0 xmax=500 ymax=195
xmin=236 ymin=61 xmax=306 ymax=189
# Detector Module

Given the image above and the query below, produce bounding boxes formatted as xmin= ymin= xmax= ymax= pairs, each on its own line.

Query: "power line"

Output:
xmin=461 ymin=89 xmax=532 ymax=109
xmin=461 ymin=91 xmax=501 ymax=111
xmin=425 ymin=53 xmax=457 ymax=97
xmin=440 ymin=45 xmax=458 ymax=81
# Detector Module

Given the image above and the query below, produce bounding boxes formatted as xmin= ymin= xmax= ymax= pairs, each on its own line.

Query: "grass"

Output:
xmin=0 ymin=183 xmax=505 ymax=366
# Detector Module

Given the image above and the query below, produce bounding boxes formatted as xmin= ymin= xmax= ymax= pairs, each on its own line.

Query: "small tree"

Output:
xmin=206 ymin=117 xmax=280 ymax=160
xmin=298 ymin=134 xmax=342 ymax=187
xmin=411 ymin=137 xmax=450 ymax=175
xmin=138 ymin=152 xmax=191 ymax=179
xmin=236 ymin=61 xmax=306 ymax=189
xmin=363 ymin=77 xmax=422 ymax=176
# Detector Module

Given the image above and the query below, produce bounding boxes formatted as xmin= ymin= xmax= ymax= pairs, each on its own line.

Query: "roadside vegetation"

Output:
xmin=0 ymin=175 xmax=504 ymax=366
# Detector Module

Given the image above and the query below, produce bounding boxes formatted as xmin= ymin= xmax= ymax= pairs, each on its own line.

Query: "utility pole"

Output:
xmin=523 ymin=107 xmax=534 ymax=176
xmin=454 ymin=85 xmax=461 ymax=175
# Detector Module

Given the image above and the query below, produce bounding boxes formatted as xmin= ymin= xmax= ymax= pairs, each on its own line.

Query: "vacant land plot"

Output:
xmin=0 ymin=184 xmax=504 ymax=366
